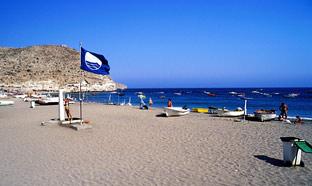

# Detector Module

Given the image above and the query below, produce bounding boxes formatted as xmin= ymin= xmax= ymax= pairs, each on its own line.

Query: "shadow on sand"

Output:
xmin=254 ymin=155 xmax=289 ymax=167
xmin=156 ymin=113 xmax=167 ymax=117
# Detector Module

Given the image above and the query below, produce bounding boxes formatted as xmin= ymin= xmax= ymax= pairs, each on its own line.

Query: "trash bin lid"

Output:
xmin=280 ymin=137 xmax=300 ymax=142
xmin=295 ymin=141 xmax=312 ymax=153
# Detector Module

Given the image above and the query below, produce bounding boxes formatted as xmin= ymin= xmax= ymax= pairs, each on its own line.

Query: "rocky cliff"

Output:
xmin=0 ymin=45 xmax=126 ymax=92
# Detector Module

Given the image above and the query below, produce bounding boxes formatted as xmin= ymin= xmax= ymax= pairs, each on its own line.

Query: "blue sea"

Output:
xmin=76 ymin=88 xmax=312 ymax=118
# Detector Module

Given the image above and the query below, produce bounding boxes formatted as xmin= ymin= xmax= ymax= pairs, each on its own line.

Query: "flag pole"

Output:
xmin=244 ymin=99 xmax=247 ymax=122
xmin=79 ymin=42 xmax=83 ymax=124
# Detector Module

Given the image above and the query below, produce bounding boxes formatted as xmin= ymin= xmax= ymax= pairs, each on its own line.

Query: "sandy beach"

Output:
xmin=0 ymin=99 xmax=311 ymax=186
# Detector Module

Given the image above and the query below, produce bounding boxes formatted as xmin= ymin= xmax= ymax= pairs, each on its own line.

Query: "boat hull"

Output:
xmin=217 ymin=110 xmax=244 ymax=117
xmin=0 ymin=100 xmax=14 ymax=106
xmin=164 ymin=107 xmax=190 ymax=117
xmin=254 ymin=113 xmax=276 ymax=122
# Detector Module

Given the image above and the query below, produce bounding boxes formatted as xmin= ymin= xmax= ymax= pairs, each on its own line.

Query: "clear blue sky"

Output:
xmin=1 ymin=0 xmax=311 ymax=88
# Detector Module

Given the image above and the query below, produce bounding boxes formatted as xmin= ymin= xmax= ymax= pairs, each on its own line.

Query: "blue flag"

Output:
xmin=80 ymin=47 xmax=110 ymax=75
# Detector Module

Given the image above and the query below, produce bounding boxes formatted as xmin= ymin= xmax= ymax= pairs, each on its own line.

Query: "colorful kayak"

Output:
xmin=192 ymin=108 xmax=209 ymax=113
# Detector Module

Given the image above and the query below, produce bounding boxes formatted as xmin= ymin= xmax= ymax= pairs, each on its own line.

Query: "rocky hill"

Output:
xmin=0 ymin=45 xmax=126 ymax=92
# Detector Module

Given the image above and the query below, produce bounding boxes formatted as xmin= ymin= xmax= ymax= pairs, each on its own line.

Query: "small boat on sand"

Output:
xmin=216 ymin=107 xmax=244 ymax=117
xmin=163 ymin=107 xmax=190 ymax=117
xmin=36 ymin=97 xmax=59 ymax=105
xmin=192 ymin=108 xmax=209 ymax=113
xmin=208 ymin=107 xmax=224 ymax=114
xmin=254 ymin=109 xmax=276 ymax=122
xmin=0 ymin=100 xmax=14 ymax=106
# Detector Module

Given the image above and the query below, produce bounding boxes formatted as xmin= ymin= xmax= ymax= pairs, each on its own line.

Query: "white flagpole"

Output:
xmin=244 ymin=99 xmax=247 ymax=121
xmin=79 ymin=42 xmax=83 ymax=124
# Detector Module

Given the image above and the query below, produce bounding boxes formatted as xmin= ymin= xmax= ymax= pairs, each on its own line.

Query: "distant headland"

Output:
xmin=0 ymin=45 xmax=127 ymax=92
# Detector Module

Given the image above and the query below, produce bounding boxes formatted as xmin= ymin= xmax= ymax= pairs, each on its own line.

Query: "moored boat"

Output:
xmin=284 ymin=93 xmax=300 ymax=98
xmin=0 ymin=100 xmax=14 ymax=106
xmin=229 ymin=91 xmax=238 ymax=95
xmin=254 ymin=109 xmax=276 ymax=122
xmin=204 ymin=91 xmax=216 ymax=97
xmin=173 ymin=92 xmax=182 ymax=96
xmin=163 ymin=107 xmax=190 ymax=117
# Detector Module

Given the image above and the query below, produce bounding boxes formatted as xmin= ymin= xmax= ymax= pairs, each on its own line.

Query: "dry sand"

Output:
xmin=0 ymin=99 xmax=311 ymax=186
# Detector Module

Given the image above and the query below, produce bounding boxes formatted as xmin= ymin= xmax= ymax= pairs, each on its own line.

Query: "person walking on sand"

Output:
xmin=167 ymin=99 xmax=172 ymax=107
xmin=64 ymin=98 xmax=72 ymax=123
xmin=279 ymin=102 xmax=288 ymax=120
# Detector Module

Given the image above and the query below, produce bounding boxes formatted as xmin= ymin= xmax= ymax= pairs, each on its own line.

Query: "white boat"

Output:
xmin=284 ymin=93 xmax=300 ymax=98
xmin=36 ymin=97 xmax=59 ymax=105
xmin=14 ymin=94 xmax=27 ymax=99
xmin=216 ymin=107 xmax=244 ymax=117
xmin=0 ymin=100 xmax=14 ymax=106
xmin=254 ymin=110 xmax=276 ymax=122
xmin=163 ymin=107 xmax=190 ymax=117
xmin=208 ymin=107 xmax=225 ymax=114
xmin=0 ymin=92 xmax=8 ymax=98
xmin=174 ymin=92 xmax=182 ymax=96
xmin=229 ymin=91 xmax=238 ymax=95
xmin=262 ymin=93 xmax=272 ymax=97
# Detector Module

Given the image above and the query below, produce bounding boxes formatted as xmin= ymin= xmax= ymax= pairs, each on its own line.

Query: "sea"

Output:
xmin=74 ymin=88 xmax=312 ymax=119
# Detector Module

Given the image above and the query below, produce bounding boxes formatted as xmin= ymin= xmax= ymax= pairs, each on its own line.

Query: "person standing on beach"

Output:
xmin=167 ymin=99 xmax=172 ymax=107
xmin=64 ymin=98 xmax=72 ymax=123
xmin=149 ymin=97 xmax=153 ymax=107
xmin=294 ymin=116 xmax=304 ymax=124
xmin=279 ymin=102 xmax=288 ymax=120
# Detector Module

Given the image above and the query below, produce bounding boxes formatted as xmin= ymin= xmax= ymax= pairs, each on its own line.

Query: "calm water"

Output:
xmin=75 ymin=88 xmax=312 ymax=118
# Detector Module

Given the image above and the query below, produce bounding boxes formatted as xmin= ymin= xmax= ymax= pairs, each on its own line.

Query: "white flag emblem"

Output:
xmin=85 ymin=52 xmax=102 ymax=70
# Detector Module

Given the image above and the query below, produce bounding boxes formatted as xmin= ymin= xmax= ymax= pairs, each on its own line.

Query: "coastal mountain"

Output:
xmin=0 ymin=45 xmax=126 ymax=92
